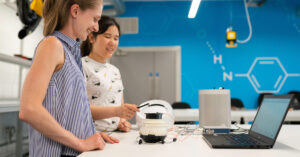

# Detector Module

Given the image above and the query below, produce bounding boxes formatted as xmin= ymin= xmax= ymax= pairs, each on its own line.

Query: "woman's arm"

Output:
xmin=19 ymin=37 xmax=104 ymax=152
xmin=90 ymin=104 xmax=138 ymax=120
xmin=90 ymin=95 xmax=139 ymax=120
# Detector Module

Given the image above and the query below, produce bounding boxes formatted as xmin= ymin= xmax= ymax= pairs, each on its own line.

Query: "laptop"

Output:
xmin=203 ymin=94 xmax=294 ymax=149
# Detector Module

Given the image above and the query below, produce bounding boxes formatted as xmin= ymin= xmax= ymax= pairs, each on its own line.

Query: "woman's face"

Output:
xmin=91 ymin=25 xmax=120 ymax=60
xmin=74 ymin=4 xmax=103 ymax=41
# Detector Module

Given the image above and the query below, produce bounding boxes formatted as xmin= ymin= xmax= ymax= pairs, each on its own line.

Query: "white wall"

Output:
xmin=0 ymin=3 xmax=43 ymax=99
xmin=0 ymin=3 xmax=43 ymax=155
xmin=0 ymin=3 xmax=22 ymax=56
xmin=0 ymin=3 xmax=44 ymax=57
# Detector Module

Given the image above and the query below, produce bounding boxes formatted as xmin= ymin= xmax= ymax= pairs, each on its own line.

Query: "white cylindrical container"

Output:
xmin=198 ymin=89 xmax=231 ymax=129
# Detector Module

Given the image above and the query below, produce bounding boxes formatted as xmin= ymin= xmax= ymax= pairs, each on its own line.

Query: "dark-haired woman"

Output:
xmin=81 ymin=16 xmax=137 ymax=133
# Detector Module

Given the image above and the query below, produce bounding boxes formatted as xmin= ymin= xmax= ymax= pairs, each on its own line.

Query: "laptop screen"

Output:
xmin=251 ymin=97 xmax=291 ymax=140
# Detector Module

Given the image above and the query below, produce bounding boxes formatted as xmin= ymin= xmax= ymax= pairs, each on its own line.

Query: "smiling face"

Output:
xmin=89 ymin=25 xmax=120 ymax=63
xmin=73 ymin=4 xmax=103 ymax=41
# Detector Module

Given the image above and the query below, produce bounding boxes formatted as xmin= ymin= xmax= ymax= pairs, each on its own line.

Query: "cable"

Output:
xmin=237 ymin=0 xmax=253 ymax=44
xmin=231 ymin=122 xmax=249 ymax=134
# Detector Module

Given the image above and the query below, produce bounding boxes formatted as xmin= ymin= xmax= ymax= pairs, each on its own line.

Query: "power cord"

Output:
xmin=231 ymin=122 xmax=249 ymax=134
xmin=237 ymin=0 xmax=253 ymax=43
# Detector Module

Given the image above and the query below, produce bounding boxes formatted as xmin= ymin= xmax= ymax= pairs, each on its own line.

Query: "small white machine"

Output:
xmin=136 ymin=100 xmax=174 ymax=144
xmin=199 ymin=89 xmax=231 ymax=132
xmin=139 ymin=113 xmax=168 ymax=144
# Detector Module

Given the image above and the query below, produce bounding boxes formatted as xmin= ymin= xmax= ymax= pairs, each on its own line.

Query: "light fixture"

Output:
xmin=188 ymin=0 xmax=201 ymax=18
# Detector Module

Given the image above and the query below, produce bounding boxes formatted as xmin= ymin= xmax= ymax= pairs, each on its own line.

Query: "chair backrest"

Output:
xmin=230 ymin=98 xmax=245 ymax=124
xmin=171 ymin=102 xmax=195 ymax=124
xmin=288 ymin=91 xmax=300 ymax=110
xmin=231 ymin=98 xmax=244 ymax=110
xmin=172 ymin=102 xmax=191 ymax=109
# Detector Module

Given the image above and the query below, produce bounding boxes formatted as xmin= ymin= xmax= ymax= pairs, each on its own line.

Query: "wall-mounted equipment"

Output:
xmin=226 ymin=0 xmax=253 ymax=48
xmin=16 ymin=0 xmax=42 ymax=39
xmin=226 ymin=26 xmax=237 ymax=48
xmin=115 ymin=17 xmax=139 ymax=34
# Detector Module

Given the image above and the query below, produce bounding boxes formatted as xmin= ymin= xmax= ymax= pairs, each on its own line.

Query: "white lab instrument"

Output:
xmin=136 ymin=100 xmax=175 ymax=144
xmin=136 ymin=99 xmax=174 ymax=130
xmin=199 ymin=89 xmax=231 ymax=130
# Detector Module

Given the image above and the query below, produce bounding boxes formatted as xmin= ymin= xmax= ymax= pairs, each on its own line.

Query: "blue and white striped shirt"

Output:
xmin=28 ymin=31 xmax=95 ymax=157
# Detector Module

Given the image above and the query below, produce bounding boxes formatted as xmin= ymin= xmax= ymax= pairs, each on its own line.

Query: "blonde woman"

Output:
xmin=19 ymin=0 xmax=122 ymax=156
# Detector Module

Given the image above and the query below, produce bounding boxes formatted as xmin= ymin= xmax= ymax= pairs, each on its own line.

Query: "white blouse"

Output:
xmin=82 ymin=56 xmax=124 ymax=131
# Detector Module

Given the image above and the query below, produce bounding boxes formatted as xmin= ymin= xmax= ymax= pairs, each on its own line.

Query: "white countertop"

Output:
xmin=173 ymin=109 xmax=300 ymax=123
xmin=79 ymin=125 xmax=300 ymax=157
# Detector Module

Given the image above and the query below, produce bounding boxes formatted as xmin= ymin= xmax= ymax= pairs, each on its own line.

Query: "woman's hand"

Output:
xmin=77 ymin=132 xmax=119 ymax=152
xmin=117 ymin=103 xmax=139 ymax=120
xmin=100 ymin=132 xmax=120 ymax=144
xmin=118 ymin=118 xmax=132 ymax=132
xmin=77 ymin=132 xmax=106 ymax=152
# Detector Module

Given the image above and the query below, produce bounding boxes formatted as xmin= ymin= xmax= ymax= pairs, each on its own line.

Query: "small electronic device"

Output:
xmin=199 ymin=89 xmax=231 ymax=130
xmin=136 ymin=100 xmax=174 ymax=130
xmin=138 ymin=113 xmax=168 ymax=144
xmin=136 ymin=100 xmax=175 ymax=144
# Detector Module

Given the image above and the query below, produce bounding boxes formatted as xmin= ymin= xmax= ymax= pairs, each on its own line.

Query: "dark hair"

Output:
xmin=43 ymin=0 xmax=102 ymax=36
xmin=81 ymin=15 xmax=121 ymax=57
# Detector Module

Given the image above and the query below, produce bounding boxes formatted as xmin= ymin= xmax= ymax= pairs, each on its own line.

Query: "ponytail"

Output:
xmin=43 ymin=0 xmax=59 ymax=36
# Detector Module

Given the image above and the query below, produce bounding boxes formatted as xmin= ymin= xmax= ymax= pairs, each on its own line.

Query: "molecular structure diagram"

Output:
xmin=234 ymin=57 xmax=300 ymax=93
xmin=206 ymin=41 xmax=300 ymax=93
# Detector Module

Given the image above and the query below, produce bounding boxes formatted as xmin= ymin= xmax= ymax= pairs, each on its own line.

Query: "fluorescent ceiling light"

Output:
xmin=188 ymin=0 xmax=201 ymax=18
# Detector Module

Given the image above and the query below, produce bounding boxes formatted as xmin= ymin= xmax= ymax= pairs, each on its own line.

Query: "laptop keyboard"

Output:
xmin=224 ymin=134 xmax=263 ymax=145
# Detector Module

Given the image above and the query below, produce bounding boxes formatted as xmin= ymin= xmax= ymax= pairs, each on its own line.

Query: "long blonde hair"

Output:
xmin=43 ymin=0 xmax=102 ymax=36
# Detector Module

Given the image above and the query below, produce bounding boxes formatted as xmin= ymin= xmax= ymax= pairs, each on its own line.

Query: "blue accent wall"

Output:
xmin=118 ymin=0 xmax=300 ymax=109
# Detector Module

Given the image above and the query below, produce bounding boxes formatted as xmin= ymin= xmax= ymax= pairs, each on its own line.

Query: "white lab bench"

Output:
xmin=79 ymin=125 xmax=300 ymax=157
xmin=173 ymin=109 xmax=300 ymax=123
